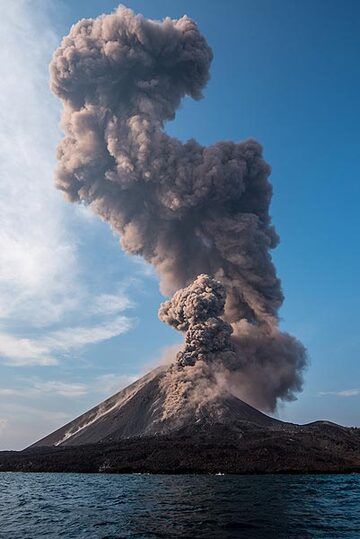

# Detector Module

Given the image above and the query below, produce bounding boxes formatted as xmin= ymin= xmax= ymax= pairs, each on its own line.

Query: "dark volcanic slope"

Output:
xmin=31 ymin=368 xmax=167 ymax=447
xmin=31 ymin=367 xmax=281 ymax=448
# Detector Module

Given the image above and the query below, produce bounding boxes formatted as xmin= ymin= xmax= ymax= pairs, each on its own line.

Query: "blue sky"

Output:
xmin=0 ymin=0 xmax=359 ymax=449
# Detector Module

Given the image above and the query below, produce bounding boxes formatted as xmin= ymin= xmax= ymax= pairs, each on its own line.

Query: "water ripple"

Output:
xmin=0 ymin=473 xmax=359 ymax=538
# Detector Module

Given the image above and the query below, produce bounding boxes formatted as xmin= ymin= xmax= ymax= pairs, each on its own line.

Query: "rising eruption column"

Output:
xmin=50 ymin=5 xmax=306 ymax=411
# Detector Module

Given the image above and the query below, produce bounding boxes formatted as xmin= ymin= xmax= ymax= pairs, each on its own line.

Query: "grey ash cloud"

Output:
xmin=50 ymin=5 xmax=307 ymax=411
xmin=159 ymin=274 xmax=236 ymax=368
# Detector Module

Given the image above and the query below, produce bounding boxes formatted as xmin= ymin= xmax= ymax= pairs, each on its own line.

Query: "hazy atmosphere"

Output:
xmin=0 ymin=0 xmax=359 ymax=450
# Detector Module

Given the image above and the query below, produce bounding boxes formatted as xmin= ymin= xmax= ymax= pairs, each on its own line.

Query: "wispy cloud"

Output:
xmin=0 ymin=383 xmax=86 ymax=398
xmin=0 ymin=313 xmax=136 ymax=367
xmin=0 ymin=333 xmax=57 ymax=366
xmin=0 ymin=2 xmax=152 ymax=449
xmin=0 ymin=2 xmax=137 ymax=368
xmin=89 ymin=292 xmax=134 ymax=317
xmin=44 ymin=316 xmax=135 ymax=352
xmin=318 ymin=388 xmax=360 ymax=398
xmin=0 ymin=373 xmax=140 ymax=400
xmin=0 ymin=0 xmax=77 ymax=328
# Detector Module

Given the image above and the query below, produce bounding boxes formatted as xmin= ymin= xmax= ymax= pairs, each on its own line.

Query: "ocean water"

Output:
xmin=0 ymin=473 xmax=359 ymax=538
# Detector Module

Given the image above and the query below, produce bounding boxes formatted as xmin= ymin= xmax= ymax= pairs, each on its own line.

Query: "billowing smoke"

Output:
xmin=159 ymin=274 xmax=236 ymax=368
xmin=50 ymin=5 xmax=307 ymax=411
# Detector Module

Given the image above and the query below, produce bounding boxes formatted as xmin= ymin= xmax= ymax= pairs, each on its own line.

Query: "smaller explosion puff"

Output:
xmin=159 ymin=274 xmax=237 ymax=368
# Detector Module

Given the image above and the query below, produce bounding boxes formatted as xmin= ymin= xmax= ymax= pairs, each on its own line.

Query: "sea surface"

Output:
xmin=0 ymin=473 xmax=359 ymax=538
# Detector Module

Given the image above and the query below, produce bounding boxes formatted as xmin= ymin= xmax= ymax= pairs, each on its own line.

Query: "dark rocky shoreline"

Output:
xmin=1 ymin=422 xmax=359 ymax=475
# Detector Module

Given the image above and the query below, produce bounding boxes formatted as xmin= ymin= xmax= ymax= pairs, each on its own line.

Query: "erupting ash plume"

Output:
xmin=50 ymin=5 xmax=307 ymax=411
xmin=159 ymin=274 xmax=236 ymax=368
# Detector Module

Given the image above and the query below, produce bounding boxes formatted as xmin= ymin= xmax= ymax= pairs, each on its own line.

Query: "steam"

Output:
xmin=50 ymin=5 xmax=307 ymax=411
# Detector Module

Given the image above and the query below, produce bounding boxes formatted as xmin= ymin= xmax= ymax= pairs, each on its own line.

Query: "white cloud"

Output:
xmin=0 ymin=314 xmax=136 ymax=367
xmin=31 ymin=381 xmax=88 ymax=398
xmin=318 ymin=388 xmax=360 ymax=398
xmin=0 ymin=372 xmax=140 ymax=401
xmin=0 ymin=2 xmax=137 ymax=368
xmin=0 ymin=382 xmax=86 ymax=398
xmin=46 ymin=316 xmax=134 ymax=350
xmin=0 ymin=389 xmax=20 ymax=397
xmin=0 ymin=333 xmax=57 ymax=366
xmin=90 ymin=291 xmax=134 ymax=317
xmin=0 ymin=2 xmax=144 ymax=449
xmin=0 ymin=0 xmax=78 ymax=327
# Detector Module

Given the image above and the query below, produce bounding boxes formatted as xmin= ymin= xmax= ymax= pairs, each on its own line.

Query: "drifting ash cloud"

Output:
xmin=51 ymin=5 xmax=307 ymax=411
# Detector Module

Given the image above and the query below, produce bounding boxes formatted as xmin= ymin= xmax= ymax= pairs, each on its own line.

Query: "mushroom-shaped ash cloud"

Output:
xmin=159 ymin=274 xmax=237 ymax=367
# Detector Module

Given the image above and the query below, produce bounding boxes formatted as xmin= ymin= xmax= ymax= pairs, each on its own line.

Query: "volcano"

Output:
xmin=30 ymin=366 xmax=281 ymax=448
xmin=0 ymin=365 xmax=359 ymax=474
xmin=1 ymin=6 xmax=358 ymax=476
xmin=6 ymin=366 xmax=352 ymax=476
